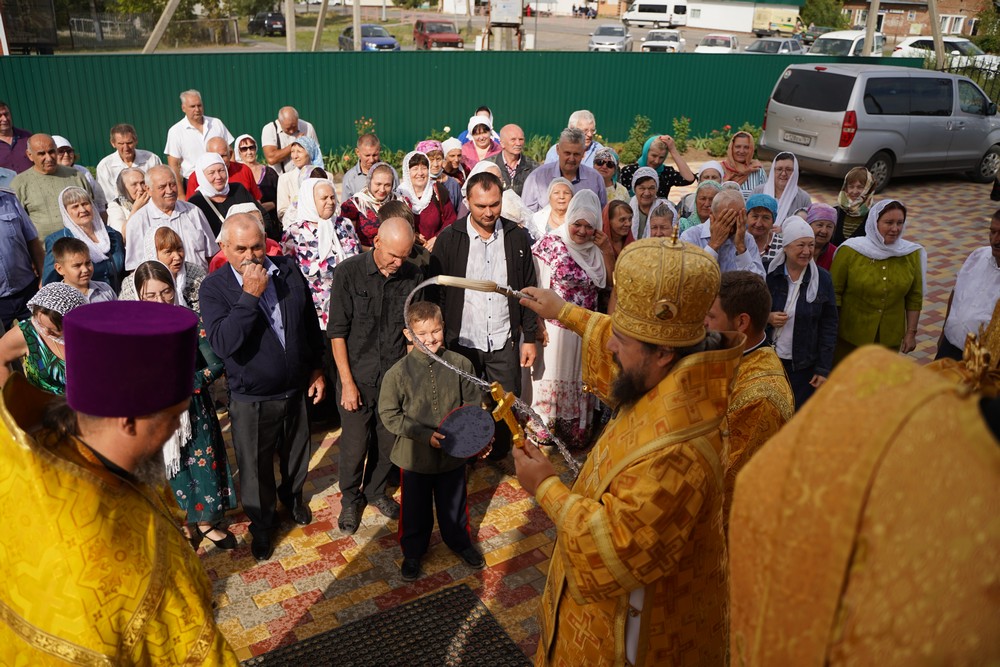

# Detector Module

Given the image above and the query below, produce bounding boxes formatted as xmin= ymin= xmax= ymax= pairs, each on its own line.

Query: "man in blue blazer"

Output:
xmin=200 ymin=212 xmax=326 ymax=561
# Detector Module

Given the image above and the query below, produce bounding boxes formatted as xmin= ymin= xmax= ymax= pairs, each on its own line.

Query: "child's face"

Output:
xmin=55 ymin=252 xmax=93 ymax=289
xmin=405 ymin=316 xmax=445 ymax=355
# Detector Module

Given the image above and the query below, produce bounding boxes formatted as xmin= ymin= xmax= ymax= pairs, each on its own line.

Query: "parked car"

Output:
xmin=802 ymin=25 xmax=835 ymax=45
xmin=247 ymin=12 xmax=285 ymax=37
xmin=892 ymin=35 xmax=1000 ymax=69
xmin=807 ymin=29 xmax=884 ymax=57
xmin=745 ymin=37 xmax=805 ymax=54
xmin=758 ymin=63 xmax=1000 ymax=192
xmin=694 ymin=34 xmax=741 ymax=54
xmin=621 ymin=0 xmax=687 ymax=28
xmin=413 ymin=19 xmax=464 ymax=50
xmin=640 ymin=28 xmax=685 ymax=52
xmin=588 ymin=24 xmax=632 ymax=52
xmin=338 ymin=24 xmax=400 ymax=51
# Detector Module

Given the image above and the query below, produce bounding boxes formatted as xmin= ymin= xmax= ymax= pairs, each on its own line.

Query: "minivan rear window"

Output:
xmin=772 ymin=69 xmax=855 ymax=112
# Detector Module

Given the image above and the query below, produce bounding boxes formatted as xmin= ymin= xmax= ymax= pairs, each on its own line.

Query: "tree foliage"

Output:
xmin=801 ymin=0 xmax=849 ymax=29
xmin=973 ymin=2 xmax=1000 ymax=53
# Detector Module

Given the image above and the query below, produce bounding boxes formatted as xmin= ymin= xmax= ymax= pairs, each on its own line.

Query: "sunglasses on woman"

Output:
xmin=593 ymin=159 xmax=615 ymax=168
xmin=239 ymin=144 xmax=256 ymax=152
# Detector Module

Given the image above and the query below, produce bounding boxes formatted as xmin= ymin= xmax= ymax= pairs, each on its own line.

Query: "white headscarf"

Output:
xmin=57 ymin=186 xmax=111 ymax=264
xmin=628 ymin=166 xmax=669 ymax=240
xmin=297 ymin=178 xmax=347 ymax=276
xmin=141 ymin=226 xmax=189 ymax=308
xmin=352 ymin=161 xmax=396 ymax=217
xmin=762 ymin=152 xmax=802 ymax=225
xmin=466 ymin=114 xmax=493 ymax=136
xmin=529 ymin=177 xmax=574 ymax=241
xmin=698 ymin=160 xmax=726 ymax=180
xmin=399 ymin=151 xmax=435 ymax=214
xmin=441 ymin=137 xmax=462 ymax=156
xmin=557 ymin=190 xmax=606 ymax=289
xmin=768 ymin=216 xmax=819 ymax=303
xmin=194 ymin=152 xmax=230 ymax=198
xmin=233 ymin=134 xmax=255 ymax=164
xmin=842 ymin=199 xmax=927 ymax=295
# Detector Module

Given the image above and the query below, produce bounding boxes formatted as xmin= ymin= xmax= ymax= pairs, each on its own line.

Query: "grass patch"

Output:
xmin=250 ymin=13 xmax=415 ymax=49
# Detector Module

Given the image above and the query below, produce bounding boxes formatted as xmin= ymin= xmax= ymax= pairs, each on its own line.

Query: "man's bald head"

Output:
xmin=373 ymin=217 xmax=415 ymax=277
xmin=278 ymin=106 xmax=300 ymax=135
xmin=499 ymin=124 xmax=525 ymax=158
xmin=27 ymin=134 xmax=58 ymax=174
xmin=205 ymin=137 xmax=231 ymax=163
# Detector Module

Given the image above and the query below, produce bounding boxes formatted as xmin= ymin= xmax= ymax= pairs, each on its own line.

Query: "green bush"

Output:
xmin=524 ymin=135 xmax=552 ymax=164
xmin=671 ymin=116 xmax=690 ymax=154
xmin=619 ymin=115 xmax=651 ymax=164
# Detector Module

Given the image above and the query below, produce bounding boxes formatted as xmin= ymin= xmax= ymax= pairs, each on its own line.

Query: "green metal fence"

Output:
xmin=0 ymin=52 xmax=917 ymax=166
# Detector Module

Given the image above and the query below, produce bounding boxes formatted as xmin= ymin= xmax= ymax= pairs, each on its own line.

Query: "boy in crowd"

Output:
xmin=52 ymin=238 xmax=116 ymax=304
xmin=378 ymin=301 xmax=486 ymax=581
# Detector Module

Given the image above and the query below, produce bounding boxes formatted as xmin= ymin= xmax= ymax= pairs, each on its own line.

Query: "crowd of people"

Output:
xmin=0 ymin=94 xmax=997 ymax=665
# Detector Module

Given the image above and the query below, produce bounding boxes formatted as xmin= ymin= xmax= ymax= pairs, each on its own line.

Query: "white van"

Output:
xmin=807 ymin=29 xmax=885 ymax=57
xmin=622 ymin=0 xmax=687 ymax=28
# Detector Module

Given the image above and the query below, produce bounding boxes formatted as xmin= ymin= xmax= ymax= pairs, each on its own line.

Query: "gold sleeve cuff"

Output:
xmin=557 ymin=302 xmax=592 ymax=338
xmin=536 ymin=476 xmax=569 ymax=516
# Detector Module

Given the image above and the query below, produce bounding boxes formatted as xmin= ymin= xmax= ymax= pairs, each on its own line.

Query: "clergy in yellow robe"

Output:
xmin=729 ymin=342 xmax=1000 ymax=666
xmin=516 ymin=237 xmax=745 ymax=667
xmin=0 ymin=301 xmax=238 ymax=666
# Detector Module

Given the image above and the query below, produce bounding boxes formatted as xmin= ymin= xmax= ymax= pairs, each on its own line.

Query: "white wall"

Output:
xmin=688 ymin=0 xmax=755 ymax=32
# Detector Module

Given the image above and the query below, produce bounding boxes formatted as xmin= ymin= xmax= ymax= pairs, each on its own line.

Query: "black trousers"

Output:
xmin=452 ymin=339 xmax=520 ymax=459
xmin=780 ymin=358 xmax=817 ymax=411
xmin=935 ymin=336 xmax=964 ymax=362
xmin=399 ymin=466 xmax=472 ymax=559
xmin=0 ymin=281 xmax=38 ymax=330
xmin=336 ymin=380 xmax=395 ymax=506
xmin=229 ymin=393 xmax=312 ymax=537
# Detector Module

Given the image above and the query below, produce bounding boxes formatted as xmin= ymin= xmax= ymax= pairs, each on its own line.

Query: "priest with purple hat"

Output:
xmin=0 ymin=300 xmax=238 ymax=664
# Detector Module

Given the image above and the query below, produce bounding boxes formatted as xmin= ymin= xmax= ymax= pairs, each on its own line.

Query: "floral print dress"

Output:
xmin=170 ymin=327 xmax=237 ymax=523
xmin=282 ymin=218 xmax=361 ymax=328
xmin=530 ymin=234 xmax=600 ymax=449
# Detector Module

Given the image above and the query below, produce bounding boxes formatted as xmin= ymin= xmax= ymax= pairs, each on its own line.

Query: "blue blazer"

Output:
xmin=43 ymin=228 xmax=126 ymax=293
xmin=199 ymin=254 xmax=324 ymax=402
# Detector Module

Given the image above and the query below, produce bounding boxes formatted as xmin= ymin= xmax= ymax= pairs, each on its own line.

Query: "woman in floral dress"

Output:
xmin=530 ymin=189 xmax=610 ymax=449
xmin=282 ymin=178 xmax=361 ymax=328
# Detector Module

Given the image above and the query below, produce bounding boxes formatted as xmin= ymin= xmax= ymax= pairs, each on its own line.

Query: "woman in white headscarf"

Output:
xmin=281 ymin=178 xmax=360 ymax=328
xmin=530 ymin=189 xmax=608 ymax=449
xmin=339 ymin=161 xmax=396 ymax=251
xmin=42 ymin=186 xmax=125 ymax=292
xmin=276 ymin=135 xmax=332 ymax=225
xmin=118 ymin=226 xmax=207 ymax=313
xmin=187 ymin=152 xmax=265 ymax=237
xmin=765 ymin=217 xmax=838 ymax=409
xmin=629 ymin=166 xmax=671 ymax=240
xmin=529 ymin=177 xmax=574 ymax=243
xmin=234 ymin=133 xmax=280 ymax=237
xmin=752 ymin=152 xmax=812 ymax=227
xmin=678 ymin=160 xmax=724 ymax=220
xmin=398 ymin=150 xmax=456 ymax=252
xmin=831 ymin=199 xmax=926 ymax=364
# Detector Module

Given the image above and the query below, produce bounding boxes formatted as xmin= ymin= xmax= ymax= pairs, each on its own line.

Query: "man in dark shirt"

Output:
xmin=327 ymin=217 xmax=424 ymax=534
xmin=0 ymin=102 xmax=32 ymax=173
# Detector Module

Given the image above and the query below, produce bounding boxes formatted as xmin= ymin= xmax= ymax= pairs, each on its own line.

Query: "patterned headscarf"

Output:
xmin=291 ymin=136 xmax=324 ymax=169
xmin=27 ymin=282 xmax=87 ymax=316
xmin=593 ymin=146 xmax=621 ymax=185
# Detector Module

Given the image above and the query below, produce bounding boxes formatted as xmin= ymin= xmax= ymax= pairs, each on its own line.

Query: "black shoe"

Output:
xmin=370 ymin=495 xmax=400 ymax=520
xmin=458 ymin=546 xmax=485 ymax=569
xmin=197 ymin=523 xmax=237 ymax=550
xmin=401 ymin=558 xmax=422 ymax=581
xmin=338 ymin=499 xmax=364 ymax=534
xmin=250 ymin=534 xmax=273 ymax=561
xmin=291 ymin=501 xmax=312 ymax=526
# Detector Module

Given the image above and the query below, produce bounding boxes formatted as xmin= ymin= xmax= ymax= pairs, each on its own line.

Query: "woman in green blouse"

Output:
xmin=831 ymin=199 xmax=926 ymax=365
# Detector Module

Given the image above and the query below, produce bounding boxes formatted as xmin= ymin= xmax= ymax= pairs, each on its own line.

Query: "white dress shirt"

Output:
xmin=164 ymin=116 xmax=233 ymax=178
xmin=96 ymin=149 xmax=162 ymax=204
xmin=944 ymin=246 xmax=1000 ymax=347
xmin=679 ymin=220 xmax=766 ymax=278
xmin=459 ymin=223 xmax=511 ymax=352
xmin=124 ymin=201 xmax=219 ymax=270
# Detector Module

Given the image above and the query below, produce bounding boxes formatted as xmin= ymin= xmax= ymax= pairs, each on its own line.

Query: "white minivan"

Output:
xmin=622 ymin=0 xmax=687 ymax=28
xmin=807 ymin=29 xmax=885 ymax=57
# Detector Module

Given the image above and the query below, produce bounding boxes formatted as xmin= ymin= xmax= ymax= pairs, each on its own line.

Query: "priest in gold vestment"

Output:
xmin=0 ymin=301 xmax=238 ymax=665
xmin=729 ymin=315 xmax=1000 ymax=665
xmin=515 ymin=237 xmax=745 ymax=667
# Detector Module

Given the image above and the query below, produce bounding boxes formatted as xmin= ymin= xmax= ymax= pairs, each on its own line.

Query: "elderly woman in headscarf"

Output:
xmin=628 ymin=166 xmax=672 ymax=240
xmin=833 ymin=166 xmax=875 ymax=246
xmin=418 ymin=139 xmax=462 ymax=211
xmin=441 ymin=137 xmax=467 ymax=186
xmin=43 ymin=186 xmax=125 ymax=292
xmin=831 ymin=199 xmax=926 ymax=364
xmin=399 ymin=150 xmax=457 ymax=253
xmin=460 ymin=115 xmax=502 ymax=172
xmin=282 ymin=178 xmax=360 ymax=328
xmin=339 ymin=161 xmax=397 ymax=250
xmin=0 ymin=283 xmax=86 ymax=393
xmin=529 ymin=177 xmax=574 ymax=243
xmin=276 ymin=135 xmax=332 ymax=224
xmin=752 ymin=152 xmax=811 ymax=227
xmin=678 ymin=160 xmax=724 ymax=219
xmin=187 ymin=153 xmax=266 ymax=237
xmin=679 ymin=179 xmax=723 ymax=233
xmin=722 ymin=130 xmax=767 ymax=195
xmin=745 ymin=193 xmax=782 ymax=266
xmin=619 ymin=134 xmax=695 ymax=199
xmin=235 ymin=133 xmax=280 ymax=237
xmin=119 ymin=226 xmax=206 ymax=313
xmin=648 ymin=201 xmax=679 ymax=238
xmin=591 ymin=147 xmax=628 ymax=203
xmin=766 ymin=217 xmax=838 ymax=409
xmin=806 ymin=203 xmax=839 ymax=270
xmin=530 ymin=189 xmax=607 ymax=449
xmin=125 ymin=259 xmax=237 ymax=551
xmin=106 ymin=167 xmax=149 ymax=238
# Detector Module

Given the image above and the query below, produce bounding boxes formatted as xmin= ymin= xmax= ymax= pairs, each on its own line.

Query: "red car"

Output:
xmin=413 ymin=20 xmax=464 ymax=50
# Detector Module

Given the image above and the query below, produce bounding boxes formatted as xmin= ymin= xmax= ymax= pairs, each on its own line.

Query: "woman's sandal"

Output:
xmin=196 ymin=523 xmax=237 ymax=550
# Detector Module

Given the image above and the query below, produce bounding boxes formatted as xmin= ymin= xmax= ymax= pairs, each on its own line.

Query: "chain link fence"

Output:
xmin=68 ymin=13 xmax=240 ymax=49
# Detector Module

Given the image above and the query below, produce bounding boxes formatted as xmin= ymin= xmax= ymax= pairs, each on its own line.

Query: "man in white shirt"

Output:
xmin=680 ymin=189 xmax=766 ymax=278
xmin=125 ymin=165 xmax=218 ymax=270
xmin=543 ymin=110 xmax=604 ymax=168
xmin=260 ymin=106 xmax=319 ymax=175
xmin=164 ymin=89 xmax=233 ymax=194
xmin=96 ymin=123 xmax=162 ymax=205
xmin=937 ymin=210 xmax=1000 ymax=360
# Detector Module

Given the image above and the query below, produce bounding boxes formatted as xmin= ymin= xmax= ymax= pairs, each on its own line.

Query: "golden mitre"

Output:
xmin=611 ymin=236 xmax=720 ymax=347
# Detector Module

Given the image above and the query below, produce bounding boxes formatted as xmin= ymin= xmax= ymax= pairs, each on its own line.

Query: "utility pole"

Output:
xmin=142 ymin=0 xmax=181 ymax=53
xmin=927 ymin=0 xmax=946 ymax=68
xmin=285 ymin=0 xmax=296 ymax=51
xmin=311 ymin=0 xmax=330 ymax=50
xmin=862 ymin=0 xmax=880 ymax=56
xmin=353 ymin=0 xmax=361 ymax=50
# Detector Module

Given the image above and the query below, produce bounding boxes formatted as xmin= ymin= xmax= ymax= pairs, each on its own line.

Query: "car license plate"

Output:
xmin=783 ymin=132 xmax=810 ymax=146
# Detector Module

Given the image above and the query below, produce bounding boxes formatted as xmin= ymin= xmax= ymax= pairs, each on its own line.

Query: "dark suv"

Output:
xmin=248 ymin=12 xmax=285 ymax=37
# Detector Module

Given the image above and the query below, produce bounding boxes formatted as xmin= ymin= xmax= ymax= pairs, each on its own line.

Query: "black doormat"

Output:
xmin=242 ymin=583 xmax=531 ymax=667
